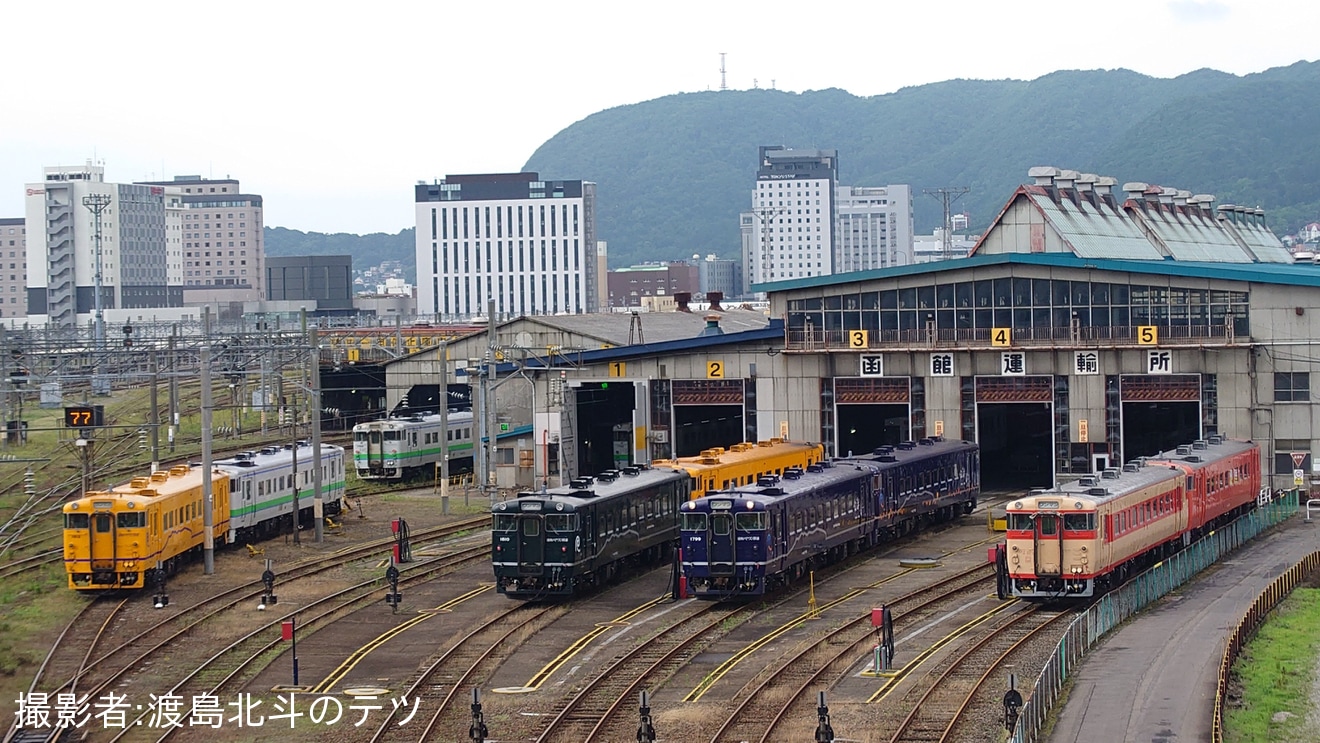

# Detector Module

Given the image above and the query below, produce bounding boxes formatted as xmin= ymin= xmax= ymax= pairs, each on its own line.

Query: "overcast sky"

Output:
xmin=2 ymin=1 xmax=1315 ymax=235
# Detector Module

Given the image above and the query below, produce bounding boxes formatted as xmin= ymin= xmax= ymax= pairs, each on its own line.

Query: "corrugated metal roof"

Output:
xmin=1032 ymin=193 xmax=1163 ymax=260
xmin=755 ymin=252 xmax=1320 ymax=293
xmin=1230 ymin=219 xmax=1294 ymax=263
xmin=1137 ymin=207 xmax=1254 ymax=263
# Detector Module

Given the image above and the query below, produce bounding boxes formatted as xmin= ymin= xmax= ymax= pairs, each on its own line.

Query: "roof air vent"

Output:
xmin=1123 ymin=463 xmax=1140 ymax=473
xmin=918 ymin=438 xmax=936 ymax=446
xmin=876 ymin=455 xmax=898 ymax=463
xmin=874 ymin=445 xmax=896 ymax=456
xmin=805 ymin=464 xmax=824 ymax=474
xmin=1192 ymin=440 xmax=1209 ymax=450
xmin=621 ymin=466 xmax=641 ymax=477
xmin=569 ymin=477 xmax=594 ymax=489
xmin=1183 ymin=455 xmax=1203 ymax=463
xmin=1208 ymin=434 xmax=1224 ymax=445
xmin=1102 ymin=468 xmax=1121 ymax=480
xmin=898 ymin=441 xmax=916 ymax=450
xmin=1176 ymin=445 xmax=1193 ymax=456
xmin=597 ymin=470 xmax=620 ymax=484
xmin=1087 ymin=487 xmax=1109 ymax=497
xmin=1078 ymin=477 xmax=1098 ymax=487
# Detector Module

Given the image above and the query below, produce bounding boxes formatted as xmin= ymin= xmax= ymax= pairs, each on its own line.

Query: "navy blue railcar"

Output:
xmin=491 ymin=465 xmax=690 ymax=599
xmin=681 ymin=437 xmax=979 ymax=599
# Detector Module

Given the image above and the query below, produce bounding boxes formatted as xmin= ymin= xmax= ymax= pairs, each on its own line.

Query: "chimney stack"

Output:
xmin=708 ymin=291 xmax=724 ymax=311
xmin=1056 ymin=169 xmax=1080 ymax=205
xmin=674 ymin=291 xmax=692 ymax=312
xmin=1076 ymin=173 xmax=1098 ymax=208
xmin=1217 ymin=204 xmax=1237 ymax=223
xmin=1094 ymin=176 xmax=1118 ymax=208
xmin=1190 ymin=194 xmax=1215 ymax=218
xmin=697 ymin=315 xmax=724 ymax=337
xmin=1028 ymin=166 xmax=1060 ymax=203
xmin=1122 ymin=182 xmax=1149 ymax=208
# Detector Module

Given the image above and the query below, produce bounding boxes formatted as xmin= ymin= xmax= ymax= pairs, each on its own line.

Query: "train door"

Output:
xmin=90 ymin=502 xmax=117 ymax=583
xmin=518 ymin=515 xmax=544 ymax=575
xmin=367 ymin=428 xmax=383 ymax=472
xmin=1033 ymin=513 xmax=1062 ymax=576
xmin=708 ymin=510 xmax=735 ymax=574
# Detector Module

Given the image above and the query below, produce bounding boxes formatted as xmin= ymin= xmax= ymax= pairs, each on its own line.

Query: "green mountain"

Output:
xmin=524 ymin=61 xmax=1320 ymax=268
xmin=267 ymin=62 xmax=1320 ymax=273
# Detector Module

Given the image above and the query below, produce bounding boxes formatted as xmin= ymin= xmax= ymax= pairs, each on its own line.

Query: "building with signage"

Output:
xmin=25 ymin=165 xmax=185 ymax=326
xmin=742 ymin=146 xmax=839 ymax=288
xmin=835 ymin=185 xmax=914 ymax=272
xmin=414 ymin=172 xmax=599 ymax=320
xmin=757 ymin=167 xmax=1313 ymax=492
xmin=0 ymin=218 xmax=26 ymax=318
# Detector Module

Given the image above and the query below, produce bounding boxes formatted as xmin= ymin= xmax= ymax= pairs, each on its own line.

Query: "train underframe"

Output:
xmin=498 ymin=539 xmax=674 ymax=600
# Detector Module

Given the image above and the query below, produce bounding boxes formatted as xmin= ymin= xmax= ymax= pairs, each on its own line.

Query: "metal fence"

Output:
xmin=1210 ymin=546 xmax=1320 ymax=742
xmin=1010 ymin=491 xmax=1300 ymax=743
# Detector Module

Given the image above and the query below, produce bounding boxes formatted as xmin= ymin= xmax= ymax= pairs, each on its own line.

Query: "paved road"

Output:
xmin=1047 ymin=516 xmax=1319 ymax=743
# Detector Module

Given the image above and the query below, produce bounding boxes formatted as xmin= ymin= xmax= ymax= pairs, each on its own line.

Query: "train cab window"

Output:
xmin=1039 ymin=516 xmax=1058 ymax=536
xmin=736 ymin=512 xmax=766 ymax=530
xmin=384 ymin=431 xmax=402 ymax=441
xmin=117 ymin=513 xmax=146 ymax=528
xmin=1063 ymin=513 xmax=1094 ymax=531
xmin=521 ymin=518 xmax=540 ymax=537
xmin=712 ymin=515 xmax=732 ymax=536
xmin=354 ymin=432 xmax=367 ymax=442
xmin=65 ymin=513 xmax=89 ymax=529
xmin=682 ymin=512 xmax=707 ymax=531
xmin=369 ymin=432 xmax=381 ymax=445
xmin=94 ymin=513 xmax=112 ymax=533
xmin=1008 ymin=513 xmax=1033 ymax=530
xmin=545 ymin=514 xmax=576 ymax=532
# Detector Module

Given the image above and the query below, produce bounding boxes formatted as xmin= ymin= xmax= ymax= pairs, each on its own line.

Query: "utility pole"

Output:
xmin=485 ymin=298 xmax=497 ymax=498
xmin=201 ymin=345 xmax=215 ymax=575
xmin=310 ymin=325 xmax=324 ymax=543
xmin=438 ymin=340 xmax=450 ymax=514
xmin=168 ymin=326 xmax=179 ymax=453
xmin=150 ymin=349 xmax=160 ymax=472
xmin=82 ymin=193 xmax=112 ymax=396
xmin=923 ymin=187 xmax=970 ymax=261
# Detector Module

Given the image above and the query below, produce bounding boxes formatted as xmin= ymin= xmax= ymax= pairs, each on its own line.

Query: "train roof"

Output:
xmin=692 ymin=460 xmax=880 ymax=506
xmin=354 ymin=410 xmax=475 ymax=430
xmin=493 ymin=465 xmax=688 ymax=512
xmin=65 ymin=464 xmax=218 ymax=511
xmin=837 ymin=437 xmax=978 ymax=468
xmin=654 ymin=439 xmax=822 ymax=473
xmin=1147 ymin=436 xmax=1256 ymax=468
xmin=212 ymin=441 xmax=344 ymax=472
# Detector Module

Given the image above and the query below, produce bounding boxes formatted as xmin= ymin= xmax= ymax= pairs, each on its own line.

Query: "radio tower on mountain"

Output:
xmin=720 ymin=53 xmax=727 ymax=91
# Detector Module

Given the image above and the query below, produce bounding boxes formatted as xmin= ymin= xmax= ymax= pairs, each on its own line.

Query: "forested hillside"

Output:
xmin=265 ymin=61 xmax=1320 ymax=271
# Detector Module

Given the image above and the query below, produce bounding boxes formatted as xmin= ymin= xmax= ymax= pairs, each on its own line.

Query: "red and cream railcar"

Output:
xmin=1147 ymin=438 xmax=1260 ymax=532
xmin=1003 ymin=436 xmax=1260 ymax=600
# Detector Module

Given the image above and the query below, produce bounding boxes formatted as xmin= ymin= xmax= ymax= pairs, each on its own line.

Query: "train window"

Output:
xmin=1063 ymin=514 xmax=1094 ymax=531
xmin=1008 ymin=514 xmax=1032 ymax=530
xmin=522 ymin=518 xmax=540 ymax=537
xmin=412 ymin=433 xmax=417 ymax=445
xmin=682 ymin=513 xmax=707 ymax=531
xmin=117 ymin=513 xmax=146 ymax=528
xmin=94 ymin=513 xmax=111 ymax=533
xmin=736 ymin=512 xmax=766 ymax=530
xmin=546 ymin=514 xmax=575 ymax=532
xmin=712 ymin=515 xmax=731 ymax=536
xmin=65 ymin=513 xmax=89 ymax=529
xmin=493 ymin=515 xmax=516 ymax=531
xmin=354 ymin=432 xmax=367 ymax=442
xmin=1186 ymin=477 xmax=1194 ymax=491
xmin=369 ymin=432 xmax=381 ymax=444
xmin=384 ymin=431 xmax=402 ymax=441
xmin=1040 ymin=516 xmax=1058 ymax=536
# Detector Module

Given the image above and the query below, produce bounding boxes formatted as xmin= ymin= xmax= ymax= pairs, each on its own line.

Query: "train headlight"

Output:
xmin=70 ymin=503 xmax=79 ymax=510
xmin=128 ymin=502 xmax=136 ymax=509
xmin=1012 ymin=502 xmax=1021 ymax=510
xmin=746 ymin=501 xmax=755 ymax=510
xmin=556 ymin=503 xmax=564 ymax=511
xmin=1075 ymin=502 xmax=1083 ymax=509
xmin=684 ymin=502 xmax=693 ymax=510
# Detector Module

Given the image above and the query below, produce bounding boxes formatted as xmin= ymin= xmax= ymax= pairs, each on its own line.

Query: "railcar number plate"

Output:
xmin=521 ymin=501 xmax=543 ymax=511
xmin=710 ymin=500 xmax=732 ymax=510
xmin=1037 ymin=501 xmax=1059 ymax=509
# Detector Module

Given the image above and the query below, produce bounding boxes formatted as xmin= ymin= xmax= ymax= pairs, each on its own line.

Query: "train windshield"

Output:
xmin=522 ymin=518 xmax=540 ymax=536
xmin=545 ymin=514 xmax=577 ymax=533
xmin=681 ymin=513 xmax=707 ymax=531
xmin=117 ymin=513 xmax=146 ymax=528
xmin=1038 ymin=517 xmax=1058 ymax=536
xmin=712 ymin=515 xmax=732 ymax=536
xmin=493 ymin=514 xmax=517 ymax=531
xmin=369 ymin=432 xmax=381 ymax=445
xmin=1008 ymin=513 xmax=1034 ymax=530
xmin=64 ymin=513 xmax=89 ymax=529
xmin=1064 ymin=513 xmax=1095 ymax=531
xmin=384 ymin=431 xmax=403 ymax=441
xmin=354 ymin=431 xmax=367 ymax=442
xmin=735 ymin=512 xmax=767 ymax=530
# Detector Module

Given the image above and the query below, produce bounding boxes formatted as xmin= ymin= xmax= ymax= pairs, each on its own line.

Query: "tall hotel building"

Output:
xmin=741 ymin=147 xmax=838 ymax=289
xmin=415 ymin=172 xmax=599 ymax=319
xmin=25 ymin=164 xmax=184 ymax=327
xmin=835 ymin=185 xmax=914 ymax=271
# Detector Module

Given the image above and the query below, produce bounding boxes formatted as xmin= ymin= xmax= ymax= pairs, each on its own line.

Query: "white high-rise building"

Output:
xmin=835 ymin=185 xmax=914 ymax=271
xmin=25 ymin=164 xmax=184 ymax=326
xmin=742 ymin=147 xmax=838 ymax=289
xmin=415 ymin=172 xmax=598 ymax=319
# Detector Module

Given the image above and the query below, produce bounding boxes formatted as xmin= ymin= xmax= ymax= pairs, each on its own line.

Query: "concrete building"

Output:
xmin=607 ymin=262 xmax=698 ymax=308
xmin=743 ymin=147 xmax=838 ymax=288
xmin=836 ymin=185 xmax=914 ymax=272
xmin=911 ymin=229 xmax=977 ymax=263
xmin=0 ymin=218 xmax=26 ymax=318
xmin=414 ymin=172 xmax=599 ymax=320
xmin=25 ymin=164 xmax=184 ymax=326
xmin=136 ymin=175 xmax=264 ymax=303
xmin=265 ymin=255 xmax=353 ymax=313
xmin=761 ymin=166 xmax=1307 ymax=492
xmin=697 ymin=254 xmax=742 ymax=300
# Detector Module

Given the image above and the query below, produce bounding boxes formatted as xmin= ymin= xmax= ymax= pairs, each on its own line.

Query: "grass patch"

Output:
xmin=1224 ymin=587 xmax=1320 ymax=743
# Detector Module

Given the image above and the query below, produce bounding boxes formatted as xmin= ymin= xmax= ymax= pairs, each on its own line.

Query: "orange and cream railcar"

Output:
xmin=1003 ymin=436 xmax=1260 ymax=600
xmin=62 ymin=465 xmax=231 ymax=590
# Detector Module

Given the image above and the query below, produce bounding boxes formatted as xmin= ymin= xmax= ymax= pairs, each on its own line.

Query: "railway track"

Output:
xmin=709 ymin=563 xmax=997 ymax=743
xmin=367 ymin=602 xmax=564 ymax=743
xmin=1 ymin=516 xmax=486 ymax=743
xmin=882 ymin=605 xmax=1073 ymax=743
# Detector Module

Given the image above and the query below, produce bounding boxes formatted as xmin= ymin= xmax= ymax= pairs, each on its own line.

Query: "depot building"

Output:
xmin=758 ymin=167 xmax=1319 ymax=492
